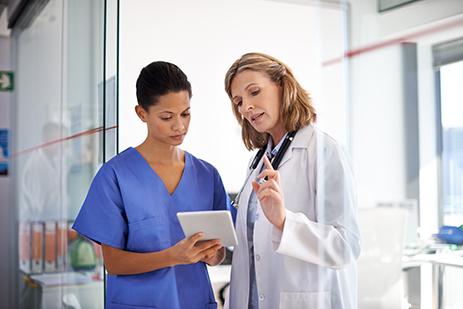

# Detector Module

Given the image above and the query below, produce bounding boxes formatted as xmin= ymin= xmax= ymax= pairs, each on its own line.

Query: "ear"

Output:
xmin=135 ymin=105 xmax=148 ymax=123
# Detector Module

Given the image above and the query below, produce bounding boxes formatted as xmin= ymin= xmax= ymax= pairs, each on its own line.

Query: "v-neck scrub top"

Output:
xmin=73 ymin=147 xmax=230 ymax=309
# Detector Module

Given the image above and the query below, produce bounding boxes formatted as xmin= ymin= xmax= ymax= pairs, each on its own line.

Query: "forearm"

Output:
xmin=273 ymin=210 xmax=360 ymax=268
xmin=102 ymin=245 xmax=178 ymax=275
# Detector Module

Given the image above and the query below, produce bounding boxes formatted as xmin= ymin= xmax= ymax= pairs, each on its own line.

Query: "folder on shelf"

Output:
xmin=19 ymin=221 xmax=31 ymax=273
xmin=56 ymin=220 xmax=68 ymax=271
xmin=31 ymin=222 xmax=44 ymax=274
xmin=44 ymin=221 xmax=57 ymax=272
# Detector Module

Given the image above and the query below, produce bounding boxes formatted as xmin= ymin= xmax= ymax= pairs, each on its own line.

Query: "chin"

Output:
xmin=252 ymin=125 xmax=270 ymax=134
xmin=171 ymin=139 xmax=185 ymax=146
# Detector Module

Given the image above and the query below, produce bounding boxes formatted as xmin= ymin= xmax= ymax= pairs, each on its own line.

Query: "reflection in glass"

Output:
xmin=20 ymin=122 xmax=67 ymax=222
xmin=11 ymin=0 xmax=113 ymax=308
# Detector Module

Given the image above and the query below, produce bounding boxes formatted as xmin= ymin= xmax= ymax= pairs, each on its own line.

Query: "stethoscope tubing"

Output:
xmin=232 ymin=130 xmax=297 ymax=209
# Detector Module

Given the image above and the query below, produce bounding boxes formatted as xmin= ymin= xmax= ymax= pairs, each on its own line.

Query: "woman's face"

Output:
xmin=230 ymin=70 xmax=284 ymax=139
xmin=136 ymin=90 xmax=191 ymax=146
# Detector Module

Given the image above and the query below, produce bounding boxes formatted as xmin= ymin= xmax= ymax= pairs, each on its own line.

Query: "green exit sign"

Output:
xmin=0 ymin=71 xmax=14 ymax=91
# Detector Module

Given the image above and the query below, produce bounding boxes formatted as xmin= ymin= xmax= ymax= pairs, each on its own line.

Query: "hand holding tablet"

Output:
xmin=177 ymin=210 xmax=238 ymax=247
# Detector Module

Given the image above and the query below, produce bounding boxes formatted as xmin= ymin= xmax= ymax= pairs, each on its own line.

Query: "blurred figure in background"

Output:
xmin=21 ymin=121 xmax=67 ymax=221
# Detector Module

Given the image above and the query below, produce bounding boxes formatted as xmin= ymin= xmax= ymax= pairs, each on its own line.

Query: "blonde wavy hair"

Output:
xmin=224 ymin=52 xmax=317 ymax=150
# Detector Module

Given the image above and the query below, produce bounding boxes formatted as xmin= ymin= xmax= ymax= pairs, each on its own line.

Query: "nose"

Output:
xmin=172 ymin=117 xmax=186 ymax=132
xmin=239 ymin=99 xmax=254 ymax=114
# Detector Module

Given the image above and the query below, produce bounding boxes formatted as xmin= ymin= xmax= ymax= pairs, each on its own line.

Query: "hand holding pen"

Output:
xmin=252 ymin=155 xmax=286 ymax=231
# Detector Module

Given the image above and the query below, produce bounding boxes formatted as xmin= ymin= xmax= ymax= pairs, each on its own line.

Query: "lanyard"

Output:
xmin=232 ymin=131 xmax=297 ymax=209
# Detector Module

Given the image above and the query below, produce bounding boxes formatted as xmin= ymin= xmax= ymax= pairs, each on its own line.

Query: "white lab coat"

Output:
xmin=226 ymin=124 xmax=360 ymax=309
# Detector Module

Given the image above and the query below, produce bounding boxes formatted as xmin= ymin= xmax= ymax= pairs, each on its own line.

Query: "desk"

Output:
xmin=403 ymin=253 xmax=463 ymax=309
xmin=22 ymin=271 xmax=104 ymax=309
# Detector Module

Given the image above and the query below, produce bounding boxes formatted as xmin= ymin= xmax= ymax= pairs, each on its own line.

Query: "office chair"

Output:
xmin=357 ymin=206 xmax=410 ymax=309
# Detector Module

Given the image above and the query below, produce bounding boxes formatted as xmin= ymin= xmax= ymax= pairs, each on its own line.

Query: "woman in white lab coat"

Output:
xmin=224 ymin=52 xmax=360 ymax=309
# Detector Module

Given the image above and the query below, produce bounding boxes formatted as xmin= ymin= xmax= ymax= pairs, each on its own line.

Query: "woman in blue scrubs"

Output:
xmin=73 ymin=61 xmax=229 ymax=309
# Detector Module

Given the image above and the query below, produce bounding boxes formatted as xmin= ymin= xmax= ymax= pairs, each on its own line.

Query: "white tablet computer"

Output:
xmin=177 ymin=210 xmax=238 ymax=247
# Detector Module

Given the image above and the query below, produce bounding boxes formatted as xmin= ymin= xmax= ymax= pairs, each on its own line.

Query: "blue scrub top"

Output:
xmin=73 ymin=147 xmax=230 ymax=309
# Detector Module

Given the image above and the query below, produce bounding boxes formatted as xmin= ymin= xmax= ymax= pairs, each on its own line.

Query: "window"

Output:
xmin=438 ymin=60 xmax=463 ymax=225
xmin=434 ymin=38 xmax=463 ymax=226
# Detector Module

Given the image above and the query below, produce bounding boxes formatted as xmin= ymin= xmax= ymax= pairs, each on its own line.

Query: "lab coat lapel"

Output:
xmin=237 ymin=157 xmax=264 ymax=232
xmin=274 ymin=141 xmax=293 ymax=170
xmin=237 ymin=157 xmax=264 ymax=233
xmin=276 ymin=125 xmax=315 ymax=169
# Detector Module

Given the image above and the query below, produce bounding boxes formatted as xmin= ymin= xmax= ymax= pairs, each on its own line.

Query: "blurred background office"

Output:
xmin=0 ymin=0 xmax=462 ymax=308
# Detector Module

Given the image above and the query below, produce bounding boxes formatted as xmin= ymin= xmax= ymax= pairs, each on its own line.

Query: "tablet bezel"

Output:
xmin=176 ymin=210 xmax=238 ymax=247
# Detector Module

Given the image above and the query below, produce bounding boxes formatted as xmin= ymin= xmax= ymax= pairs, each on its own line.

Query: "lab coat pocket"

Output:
xmin=127 ymin=217 xmax=169 ymax=252
xmin=279 ymin=291 xmax=331 ymax=309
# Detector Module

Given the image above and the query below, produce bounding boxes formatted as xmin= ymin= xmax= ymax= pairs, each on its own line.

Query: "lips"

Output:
xmin=251 ymin=112 xmax=264 ymax=122
xmin=171 ymin=134 xmax=185 ymax=139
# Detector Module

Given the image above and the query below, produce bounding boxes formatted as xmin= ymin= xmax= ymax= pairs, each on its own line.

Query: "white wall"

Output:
xmin=350 ymin=45 xmax=406 ymax=207
xmin=119 ymin=0 xmax=349 ymax=192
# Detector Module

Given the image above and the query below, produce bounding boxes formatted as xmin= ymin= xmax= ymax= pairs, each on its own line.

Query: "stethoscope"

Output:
xmin=232 ymin=130 xmax=297 ymax=209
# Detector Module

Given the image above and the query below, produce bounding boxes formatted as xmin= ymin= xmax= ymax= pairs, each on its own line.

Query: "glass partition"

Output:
xmin=10 ymin=0 xmax=118 ymax=308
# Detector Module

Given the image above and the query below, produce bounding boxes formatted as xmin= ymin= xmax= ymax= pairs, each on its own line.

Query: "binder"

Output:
xmin=19 ymin=221 xmax=31 ymax=273
xmin=44 ymin=221 xmax=57 ymax=272
xmin=31 ymin=222 xmax=44 ymax=273
xmin=56 ymin=220 xmax=68 ymax=271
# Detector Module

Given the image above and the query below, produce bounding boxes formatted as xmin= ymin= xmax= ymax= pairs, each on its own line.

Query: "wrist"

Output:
xmin=276 ymin=215 xmax=286 ymax=231
xmin=164 ymin=247 xmax=178 ymax=267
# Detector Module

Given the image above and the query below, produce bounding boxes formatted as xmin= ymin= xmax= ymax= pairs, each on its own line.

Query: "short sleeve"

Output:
xmin=212 ymin=167 xmax=232 ymax=213
xmin=72 ymin=164 xmax=127 ymax=249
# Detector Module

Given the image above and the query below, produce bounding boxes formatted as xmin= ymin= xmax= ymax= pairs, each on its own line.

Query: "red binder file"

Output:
xmin=19 ymin=221 xmax=31 ymax=273
xmin=44 ymin=221 xmax=57 ymax=272
xmin=31 ymin=222 xmax=44 ymax=274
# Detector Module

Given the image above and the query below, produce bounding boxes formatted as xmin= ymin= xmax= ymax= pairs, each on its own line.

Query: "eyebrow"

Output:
xmin=245 ymin=83 xmax=258 ymax=90
xmin=232 ymin=83 xmax=259 ymax=102
xmin=158 ymin=107 xmax=191 ymax=114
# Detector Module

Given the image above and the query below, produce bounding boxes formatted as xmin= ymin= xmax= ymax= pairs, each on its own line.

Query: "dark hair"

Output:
xmin=136 ymin=61 xmax=192 ymax=110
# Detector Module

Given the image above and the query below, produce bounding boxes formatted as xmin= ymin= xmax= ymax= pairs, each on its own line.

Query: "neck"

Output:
xmin=269 ymin=127 xmax=287 ymax=146
xmin=136 ymin=138 xmax=182 ymax=165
